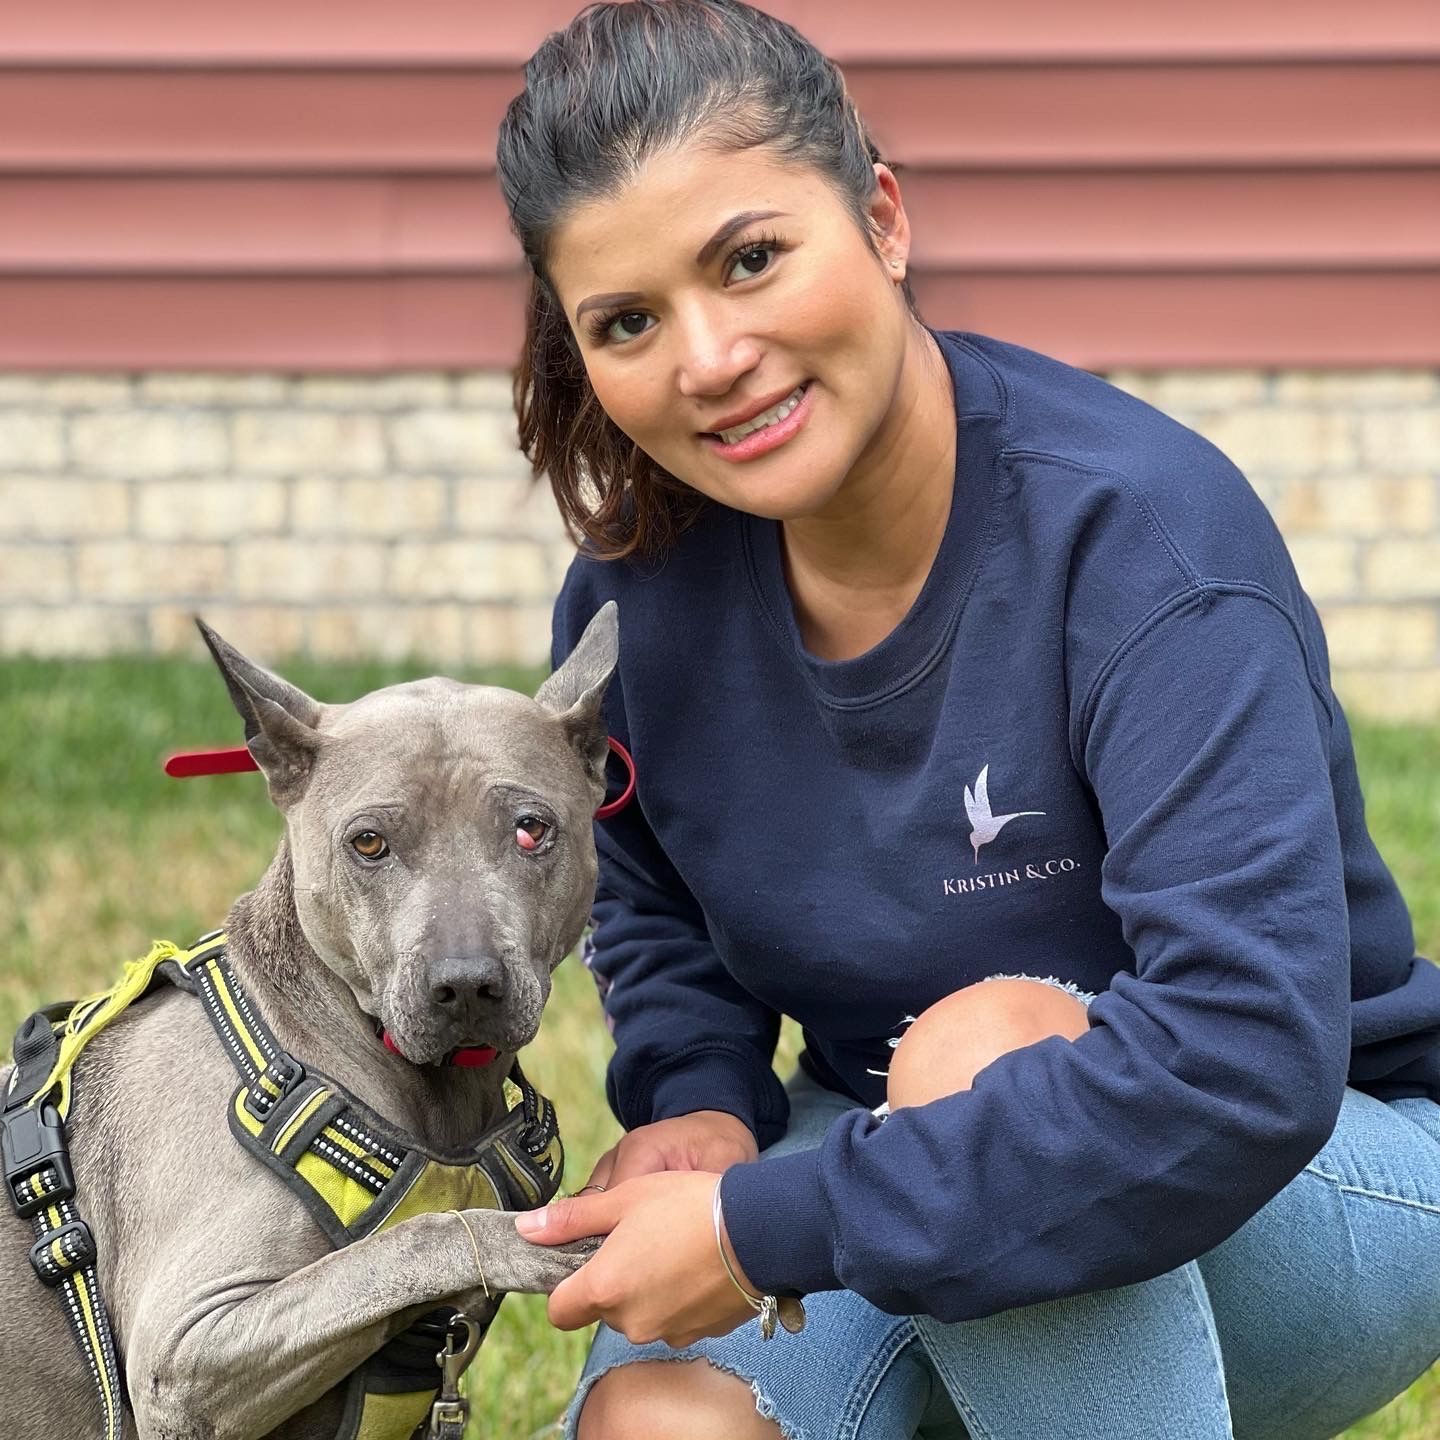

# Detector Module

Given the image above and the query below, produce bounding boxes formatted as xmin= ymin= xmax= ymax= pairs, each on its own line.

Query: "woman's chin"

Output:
xmin=682 ymin=465 xmax=847 ymax=524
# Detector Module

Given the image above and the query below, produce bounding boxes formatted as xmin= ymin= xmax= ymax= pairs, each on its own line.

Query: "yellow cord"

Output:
xmin=29 ymin=941 xmax=182 ymax=1107
xmin=450 ymin=1210 xmax=490 ymax=1298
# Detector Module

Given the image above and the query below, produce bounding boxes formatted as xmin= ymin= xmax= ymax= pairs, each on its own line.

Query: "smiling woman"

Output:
xmin=494 ymin=4 xmax=1440 ymax=1440
xmin=500 ymin=2 xmax=939 ymax=580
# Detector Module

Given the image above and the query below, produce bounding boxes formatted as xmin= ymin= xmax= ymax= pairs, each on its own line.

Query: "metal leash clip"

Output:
xmin=426 ymin=1312 xmax=483 ymax=1440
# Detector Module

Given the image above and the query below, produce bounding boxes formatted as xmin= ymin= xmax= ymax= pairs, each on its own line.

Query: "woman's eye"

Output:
xmin=351 ymin=831 xmax=389 ymax=860
xmin=604 ymin=311 xmax=654 ymax=344
xmin=726 ymin=244 xmax=774 ymax=282
xmin=593 ymin=242 xmax=780 ymax=344
xmin=515 ymin=817 xmax=552 ymax=852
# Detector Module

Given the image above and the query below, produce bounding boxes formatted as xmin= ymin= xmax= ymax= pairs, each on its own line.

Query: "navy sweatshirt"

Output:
xmin=550 ymin=329 xmax=1440 ymax=1323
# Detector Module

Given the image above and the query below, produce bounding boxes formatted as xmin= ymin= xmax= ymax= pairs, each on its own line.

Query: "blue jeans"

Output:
xmin=565 ymin=1066 xmax=1440 ymax=1439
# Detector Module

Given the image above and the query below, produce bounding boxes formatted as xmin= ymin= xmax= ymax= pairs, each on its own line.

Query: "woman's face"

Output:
xmin=545 ymin=144 xmax=916 ymax=522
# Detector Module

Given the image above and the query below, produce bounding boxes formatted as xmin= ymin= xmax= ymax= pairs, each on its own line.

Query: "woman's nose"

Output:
xmin=673 ymin=302 xmax=760 ymax=398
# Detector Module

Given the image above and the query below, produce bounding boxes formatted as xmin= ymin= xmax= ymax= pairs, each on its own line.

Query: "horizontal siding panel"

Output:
xmin=3 ymin=63 xmax=1436 ymax=173
xmin=0 ymin=177 xmax=499 ymax=270
xmin=0 ymin=0 xmax=583 ymax=65
xmin=2 ymin=0 xmax=1437 ymax=65
xmin=1 ymin=273 xmax=1434 ymax=371
xmin=0 ymin=276 xmax=523 ymax=370
xmin=903 ymin=170 xmax=1440 ymax=269
xmin=5 ymin=170 xmax=1438 ymax=273
xmin=0 ymin=70 xmax=509 ymax=171
xmin=791 ymin=0 xmax=1440 ymax=63
xmin=915 ymin=272 xmax=1440 ymax=368
xmin=851 ymin=63 xmax=1440 ymax=168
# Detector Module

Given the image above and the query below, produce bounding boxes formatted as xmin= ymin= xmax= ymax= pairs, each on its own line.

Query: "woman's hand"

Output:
xmin=514 ymin=1171 xmax=763 ymax=1347
xmin=579 ymin=1110 xmax=759 ymax=1191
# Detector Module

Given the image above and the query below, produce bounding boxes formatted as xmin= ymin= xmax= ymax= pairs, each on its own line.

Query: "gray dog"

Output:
xmin=0 ymin=604 xmax=618 ymax=1440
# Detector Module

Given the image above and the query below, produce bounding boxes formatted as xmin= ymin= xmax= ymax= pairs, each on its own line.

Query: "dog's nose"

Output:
xmin=429 ymin=954 xmax=507 ymax=1006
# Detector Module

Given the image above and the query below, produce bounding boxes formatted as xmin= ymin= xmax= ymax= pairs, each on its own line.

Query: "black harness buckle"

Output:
xmin=243 ymin=1053 xmax=305 ymax=1122
xmin=29 ymin=1217 xmax=97 ymax=1287
xmin=3 ymin=1100 xmax=77 ymax=1219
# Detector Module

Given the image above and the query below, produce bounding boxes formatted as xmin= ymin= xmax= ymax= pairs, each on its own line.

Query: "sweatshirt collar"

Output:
xmin=742 ymin=328 xmax=1004 ymax=708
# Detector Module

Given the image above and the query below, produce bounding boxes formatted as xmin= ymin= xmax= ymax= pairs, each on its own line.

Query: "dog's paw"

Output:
xmin=548 ymin=1233 xmax=603 ymax=1265
xmin=450 ymin=1209 xmax=601 ymax=1296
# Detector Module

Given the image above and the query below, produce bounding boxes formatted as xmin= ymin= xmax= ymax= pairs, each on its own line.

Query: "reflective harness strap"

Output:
xmin=176 ymin=933 xmax=564 ymax=1240
xmin=174 ymin=932 xmax=564 ymax=1440
xmin=2 ymin=1007 xmax=125 ymax=1440
xmin=4 ymin=932 xmax=565 ymax=1440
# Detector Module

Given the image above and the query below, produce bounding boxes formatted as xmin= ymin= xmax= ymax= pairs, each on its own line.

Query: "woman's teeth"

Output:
xmin=716 ymin=384 xmax=806 ymax=445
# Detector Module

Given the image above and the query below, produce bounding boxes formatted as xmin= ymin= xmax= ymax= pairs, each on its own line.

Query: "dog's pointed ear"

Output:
xmin=534 ymin=601 xmax=619 ymax=789
xmin=196 ymin=618 xmax=324 ymax=808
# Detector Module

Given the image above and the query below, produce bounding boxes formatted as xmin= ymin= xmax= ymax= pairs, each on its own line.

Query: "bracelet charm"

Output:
xmin=711 ymin=1179 xmax=807 ymax=1340
xmin=776 ymin=1295 xmax=807 ymax=1334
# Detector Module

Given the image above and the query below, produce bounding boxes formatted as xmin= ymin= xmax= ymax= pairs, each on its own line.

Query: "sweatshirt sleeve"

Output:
xmin=552 ymin=565 xmax=791 ymax=1148
xmin=720 ymin=588 xmax=1351 ymax=1319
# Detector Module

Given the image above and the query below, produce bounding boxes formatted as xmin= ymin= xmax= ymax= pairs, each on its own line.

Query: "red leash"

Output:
xmin=163 ymin=747 xmax=265 ymax=778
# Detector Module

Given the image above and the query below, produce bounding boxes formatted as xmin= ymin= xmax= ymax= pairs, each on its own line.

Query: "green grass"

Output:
xmin=1 ymin=655 xmax=1437 ymax=1438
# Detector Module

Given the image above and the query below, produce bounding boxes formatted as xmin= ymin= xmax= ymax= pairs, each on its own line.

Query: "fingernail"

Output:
xmin=515 ymin=1208 xmax=547 ymax=1235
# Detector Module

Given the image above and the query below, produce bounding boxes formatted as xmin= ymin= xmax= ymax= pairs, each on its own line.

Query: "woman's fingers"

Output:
xmin=514 ymin=1191 xmax=615 ymax=1246
xmin=606 ymin=1139 xmax=671 ymax=1188
xmin=547 ymin=1258 xmax=605 ymax=1331
xmin=582 ymin=1113 xmax=761 ymax=1193
xmin=538 ymin=1173 xmax=757 ymax=1344
xmin=577 ymin=1142 xmax=619 ymax=1194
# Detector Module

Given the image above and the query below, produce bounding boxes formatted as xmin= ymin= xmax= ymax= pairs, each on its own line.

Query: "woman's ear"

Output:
xmin=868 ymin=163 xmax=911 ymax=280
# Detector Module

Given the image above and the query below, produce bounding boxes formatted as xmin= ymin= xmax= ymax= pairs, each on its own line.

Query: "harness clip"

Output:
xmin=426 ymin=1313 xmax=482 ymax=1440
xmin=243 ymin=1054 xmax=305 ymax=1123
xmin=3 ymin=1101 xmax=77 ymax=1219
xmin=29 ymin=1217 xmax=97 ymax=1287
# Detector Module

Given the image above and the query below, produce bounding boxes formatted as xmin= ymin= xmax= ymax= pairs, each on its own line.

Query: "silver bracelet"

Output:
xmin=711 ymin=1179 xmax=806 ymax=1340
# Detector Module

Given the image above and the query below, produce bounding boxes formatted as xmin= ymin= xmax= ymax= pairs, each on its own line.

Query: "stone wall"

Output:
xmin=1 ymin=368 xmax=1437 ymax=718
xmin=0 ymin=372 xmax=569 ymax=670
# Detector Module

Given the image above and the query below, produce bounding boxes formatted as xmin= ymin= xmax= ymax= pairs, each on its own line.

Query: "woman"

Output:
xmin=498 ymin=3 xmax=1440 ymax=1436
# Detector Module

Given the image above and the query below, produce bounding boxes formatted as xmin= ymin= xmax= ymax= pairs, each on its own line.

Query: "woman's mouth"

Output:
xmin=701 ymin=381 xmax=814 ymax=462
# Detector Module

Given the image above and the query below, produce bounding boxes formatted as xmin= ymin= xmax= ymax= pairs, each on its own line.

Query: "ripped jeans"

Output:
xmin=564 ymin=1064 xmax=1440 ymax=1438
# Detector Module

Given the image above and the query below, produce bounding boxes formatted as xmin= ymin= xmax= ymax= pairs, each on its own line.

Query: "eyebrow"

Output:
xmin=573 ymin=209 xmax=790 ymax=323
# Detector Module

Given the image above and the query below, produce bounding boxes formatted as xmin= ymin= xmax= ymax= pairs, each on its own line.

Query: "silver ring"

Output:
xmin=576 ymin=1183 xmax=607 ymax=1195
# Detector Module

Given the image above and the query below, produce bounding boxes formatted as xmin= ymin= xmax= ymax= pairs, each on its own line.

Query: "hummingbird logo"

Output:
xmin=963 ymin=764 xmax=1044 ymax=863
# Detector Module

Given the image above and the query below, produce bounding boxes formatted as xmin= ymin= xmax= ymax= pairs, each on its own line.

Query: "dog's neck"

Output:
xmin=221 ymin=838 xmax=513 ymax=1153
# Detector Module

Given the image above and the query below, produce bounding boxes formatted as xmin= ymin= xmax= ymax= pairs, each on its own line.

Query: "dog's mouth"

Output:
xmin=370 ymin=1017 xmax=499 ymax=1069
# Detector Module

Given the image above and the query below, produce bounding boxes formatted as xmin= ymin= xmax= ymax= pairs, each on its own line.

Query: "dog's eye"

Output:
xmin=351 ymin=831 xmax=389 ymax=860
xmin=515 ymin=817 xmax=551 ymax=852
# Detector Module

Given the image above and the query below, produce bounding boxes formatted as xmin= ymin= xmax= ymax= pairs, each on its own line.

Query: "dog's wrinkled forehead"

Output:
xmin=307 ymin=680 xmax=586 ymax=809
xmin=198 ymin=602 xmax=617 ymax=816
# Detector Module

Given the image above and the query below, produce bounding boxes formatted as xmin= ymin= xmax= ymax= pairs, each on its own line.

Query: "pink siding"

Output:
xmin=7 ymin=171 xmax=1437 ymax=273
xmin=1 ymin=1 xmax=1437 ymax=369
xmin=4 ymin=64 xmax=1434 ymax=172
xmin=0 ymin=71 xmax=510 ymax=171
xmin=3 ymin=0 xmax=1437 ymax=62
xmin=0 ymin=276 xmax=517 ymax=369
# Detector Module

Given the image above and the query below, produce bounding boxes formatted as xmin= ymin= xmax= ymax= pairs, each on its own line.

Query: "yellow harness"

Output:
xmin=2 ymin=930 xmax=565 ymax=1440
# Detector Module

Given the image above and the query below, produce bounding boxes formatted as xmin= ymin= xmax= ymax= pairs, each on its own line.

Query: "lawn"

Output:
xmin=1 ymin=654 xmax=1437 ymax=1438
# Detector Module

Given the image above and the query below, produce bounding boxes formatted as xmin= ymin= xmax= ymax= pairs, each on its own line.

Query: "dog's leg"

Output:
xmin=127 ymin=1209 xmax=598 ymax=1440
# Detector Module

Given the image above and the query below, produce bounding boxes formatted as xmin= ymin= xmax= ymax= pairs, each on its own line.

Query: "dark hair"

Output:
xmin=496 ymin=0 xmax=921 ymax=560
